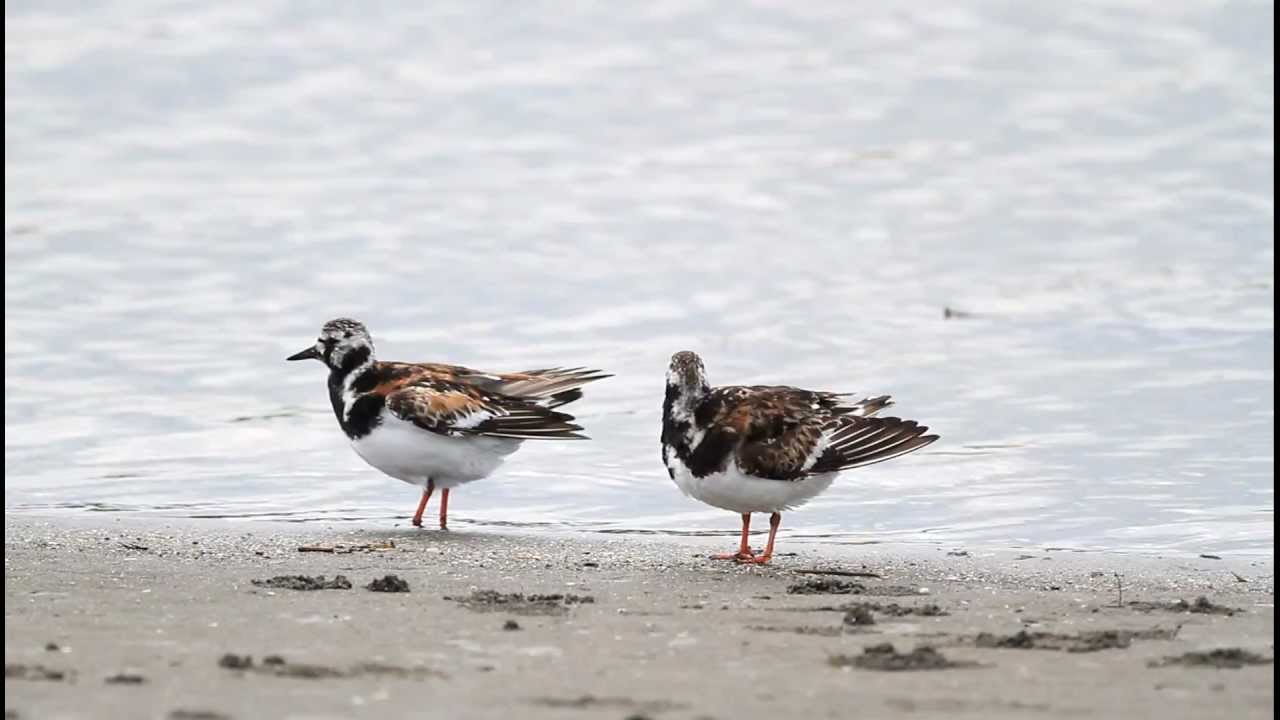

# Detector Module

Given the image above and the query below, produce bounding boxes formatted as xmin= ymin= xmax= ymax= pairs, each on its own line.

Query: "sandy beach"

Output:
xmin=4 ymin=515 xmax=1274 ymax=720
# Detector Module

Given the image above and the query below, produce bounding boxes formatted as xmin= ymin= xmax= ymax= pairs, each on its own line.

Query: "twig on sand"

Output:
xmin=1113 ymin=573 xmax=1124 ymax=608
xmin=794 ymin=569 xmax=884 ymax=579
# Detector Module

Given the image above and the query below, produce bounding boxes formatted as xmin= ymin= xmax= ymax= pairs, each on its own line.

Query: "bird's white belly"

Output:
xmin=664 ymin=449 xmax=837 ymax=514
xmin=351 ymin=411 xmax=521 ymax=489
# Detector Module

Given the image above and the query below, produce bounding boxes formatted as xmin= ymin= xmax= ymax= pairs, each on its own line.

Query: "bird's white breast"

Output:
xmin=663 ymin=446 xmax=837 ymax=514
xmin=351 ymin=410 xmax=521 ymax=489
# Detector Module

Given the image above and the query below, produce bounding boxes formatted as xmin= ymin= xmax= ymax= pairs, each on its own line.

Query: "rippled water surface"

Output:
xmin=5 ymin=1 xmax=1274 ymax=556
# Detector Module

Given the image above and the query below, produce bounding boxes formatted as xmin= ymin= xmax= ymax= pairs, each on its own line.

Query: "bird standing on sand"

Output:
xmin=660 ymin=351 xmax=938 ymax=564
xmin=288 ymin=318 xmax=609 ymax=529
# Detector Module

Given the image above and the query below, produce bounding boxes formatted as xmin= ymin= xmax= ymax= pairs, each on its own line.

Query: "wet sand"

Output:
xmin=4 ymin=516 xmax=1274 ymax=719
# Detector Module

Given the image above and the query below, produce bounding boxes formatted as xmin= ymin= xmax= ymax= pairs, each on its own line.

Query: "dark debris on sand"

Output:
xmin=530 ymin=696 xmax=685 ymax=713
xmin=251 ymin=575 xmax=352 ymax=591
xmin=1149 ymin=648 xmax=1273 ymax=669
xmin=854 ymin=601 xmax=946 ymax=618
xmin=168 ymin=711 xmax=231 ymax=720
xmin=445 ymin=590 xmax=595 ymax=616
xmin=842 ymin=604 xmax=876 ymax=627
xmin=366 ymin=575 xmax=410 ymax=593
xmin=1127 ymin=596 xmax=1238 ymax=617
xmin=747 ymin=624 xmax=845 ymax=636
xmin=972 ymin=626 xmax=1179 ymax=653
xmin=5 ymin=664 xmax=70 ymax=681
xmin=829 ymin=643 xmax=978 ymax=671
xmin=216 ymin=654 xmax=442 ymax=680
xmin=787 ymin=578 xmax=924 ymax=597
xmin=218 ymin=654 xmax=253 ymax=670
xmin=773 ymin=601 xmax=947 ymax=617
xmin=104 ymin=672 xmax=146 ymax=684
xmin=787 ymin=579 xmax=866 ymax=595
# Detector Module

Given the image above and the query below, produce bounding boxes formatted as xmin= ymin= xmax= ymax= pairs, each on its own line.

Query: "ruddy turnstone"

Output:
xmin=288 ymin=318 xmax=609 ymax=529
xmin=660 ymin=351 xmax=938 ymax=564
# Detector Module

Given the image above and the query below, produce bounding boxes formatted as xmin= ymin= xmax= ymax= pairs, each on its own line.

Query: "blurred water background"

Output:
xmin=5 ymin=1 xmax=1274 ymax=556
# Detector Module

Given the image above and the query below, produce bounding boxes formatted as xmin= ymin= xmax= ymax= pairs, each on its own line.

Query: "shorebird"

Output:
xmin=288 ymin=318 xmax=609 ymax=529
xmin=660 ymin=351 xmax=937 ymax=564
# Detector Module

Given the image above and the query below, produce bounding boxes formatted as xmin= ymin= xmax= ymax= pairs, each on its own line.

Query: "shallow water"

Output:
xmin=5 ymin=1 xmax=1274 ymax=557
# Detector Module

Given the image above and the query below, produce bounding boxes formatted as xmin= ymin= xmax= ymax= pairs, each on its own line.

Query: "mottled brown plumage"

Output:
xmin=686 ymin=385 xmax=907 ymax=481
xmin=367 ymin=365 xmax=603 ymax=440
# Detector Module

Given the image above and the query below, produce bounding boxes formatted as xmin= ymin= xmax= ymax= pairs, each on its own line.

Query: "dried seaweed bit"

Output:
xmin=830 ymin=643 xmax=975 ymax=671
xmin=786 ymin=578 xmax=866 ymax=595
xmin=217 ymin=654 xmax=442 ymax=680
xmin=974 ymin=626 xmax=1180 ymax=653
xmin=1128 ymin=596 xmax=1238 ymax=616
xmin=270 ymin=663 xmax=345 ymax=679
xmin=445 ymin=590 xmax=595 ymax=615
xmin=530 ymin=696 xmax=684 ymax=712
xmin=4 ymin=664 xmax=69 ymax=681
xmin=747 ymin=625 xmax=844 ymax=636
xmin=863 ymin=602 xmax=947 ymax=617
xmin=842 ymin=604 xmax=876 ymax=627
xmin=349 ymin=663 xmax=446 ymax=680
xmin=1149 ymin=648 xmax=1273 ymax=669
xmin=527 ymin=593 xmax=595 ymax=605
xmin=217 ymin=654 xmax=253 ymax=670
xmin=861 ymin=585 xmax=929 ymax=597
xmin=366 ymin=575 xmax=410 ymax=593
xmin=251 ymin=575 xmax=352 ymax=591
xmin=105 ymin=673 xmax=146 ymax=684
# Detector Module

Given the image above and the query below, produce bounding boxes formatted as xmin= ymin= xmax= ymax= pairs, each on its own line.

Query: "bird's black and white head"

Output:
xmin=664 ymin=351 xmax=710 ymax=418
xmin=287 ymin=318 xmax=375 ymax=373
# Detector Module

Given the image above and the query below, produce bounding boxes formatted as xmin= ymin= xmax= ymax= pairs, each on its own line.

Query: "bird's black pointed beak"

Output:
xmin=287 ymin=346 xmax=322 ymax=362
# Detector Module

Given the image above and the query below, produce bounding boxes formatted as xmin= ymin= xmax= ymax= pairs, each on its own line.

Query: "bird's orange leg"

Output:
xmin=711 ymin=514 xmax=756 ymax=561
xmin=411 ymin=479 xmax=435 ymax=528
xmin=438 ymin=488 xmax=450 ymax=530
xmin=746 ymin=512 xmax=782 ymax=564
